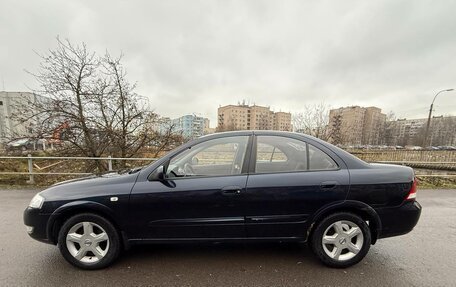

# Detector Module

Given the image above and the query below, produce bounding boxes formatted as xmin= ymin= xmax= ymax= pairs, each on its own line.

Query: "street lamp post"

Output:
xmin=423 ymin=89 xmax=454 ymax=147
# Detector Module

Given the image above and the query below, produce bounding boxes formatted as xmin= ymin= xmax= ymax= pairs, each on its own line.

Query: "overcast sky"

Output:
xmin=1 ymin=0 xmax=456 ymax=126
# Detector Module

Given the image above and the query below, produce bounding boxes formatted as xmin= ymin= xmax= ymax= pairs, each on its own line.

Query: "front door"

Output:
xmin=244 ymin=135 xmax=350 ymax=238
xmin=129 ymin=135 xmax=251 ymax=239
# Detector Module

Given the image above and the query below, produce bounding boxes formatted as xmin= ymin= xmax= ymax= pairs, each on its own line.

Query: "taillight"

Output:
xmin=406 ymin=178 xmax=418 ymax=200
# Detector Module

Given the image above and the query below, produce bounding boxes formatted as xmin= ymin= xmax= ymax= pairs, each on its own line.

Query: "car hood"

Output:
xmin=51 ymin=172 xmax=127 ymax=187
xmin=40 ymin=170 xmax=141 ymax=201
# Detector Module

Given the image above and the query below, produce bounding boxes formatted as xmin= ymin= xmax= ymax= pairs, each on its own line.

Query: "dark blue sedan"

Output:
xmin=24 ymin=131 xmax=421 ymax=269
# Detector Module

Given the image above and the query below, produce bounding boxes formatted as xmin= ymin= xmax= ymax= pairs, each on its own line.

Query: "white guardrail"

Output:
xmin=0 ymin=156 xmax=455 ymax=184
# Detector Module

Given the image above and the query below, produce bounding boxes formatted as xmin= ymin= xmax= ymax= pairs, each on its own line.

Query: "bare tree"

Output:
xmin=407 ymin=116 xmax=456 ymax=147
xmin=383 ymin=111 xmax=396 ymax=146
xmin=330 ymin=114 xmax=343 ymax=145
xmin=21 ymin=38 xmax=111 ymax=170
xmin=100 ymin=53 xmax=166 ymax=166
xmin=13 ymin=37 xmax=177 ymax=171
xmin=292 ymin=103 xmax=332 ymax=140
xmin=150 ymin=127 xmax=186 ymax=158
xmin=216 ymin=119 xmax=237 ymax=132
xmin=412 ymin=126 xmax=425 ymax=146
xmin=428 ymin=116 xmax=456 ymax=146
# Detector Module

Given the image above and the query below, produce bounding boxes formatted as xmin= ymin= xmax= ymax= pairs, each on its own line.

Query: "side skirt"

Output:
xmin=128 ymin=237 xmax=304 ymax=245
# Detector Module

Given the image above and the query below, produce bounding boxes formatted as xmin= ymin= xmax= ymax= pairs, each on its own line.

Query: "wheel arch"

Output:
xmin=46 ymin=201 xmax=124 ymax=246
xmin=306 ymin=200 xmax=382 ymax=245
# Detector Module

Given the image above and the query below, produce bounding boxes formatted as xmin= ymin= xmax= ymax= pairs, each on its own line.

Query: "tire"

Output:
xmin=57 ymin=213 xmax=121 ymax=270
xmin=310 ymin=212 xmax=371 ymax=268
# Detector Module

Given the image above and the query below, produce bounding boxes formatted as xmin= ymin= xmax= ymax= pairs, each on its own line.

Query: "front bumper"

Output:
xmin=377 ymin=200 xmax=422 ymax=239
xmin=23 ymin=207 xmax=53 ymax=244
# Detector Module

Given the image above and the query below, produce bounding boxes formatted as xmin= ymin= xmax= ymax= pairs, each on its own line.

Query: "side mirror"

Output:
xmin=148 ymin=165 xmax=166 ymax=181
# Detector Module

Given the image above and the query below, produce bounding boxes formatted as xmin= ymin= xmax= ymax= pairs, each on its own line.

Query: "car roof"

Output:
xmin=200 ymin=130 xmax=309 ymax=139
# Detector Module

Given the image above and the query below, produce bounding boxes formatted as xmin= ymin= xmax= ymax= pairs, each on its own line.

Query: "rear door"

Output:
xmin=244 ymin=135 xmax=350 ymax=238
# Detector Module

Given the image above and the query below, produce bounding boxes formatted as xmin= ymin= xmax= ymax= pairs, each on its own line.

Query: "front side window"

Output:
xmin=167 ymin=136 xmax=249 ymax=178
xmin=255 ymin=136 xmax=338 ymax=173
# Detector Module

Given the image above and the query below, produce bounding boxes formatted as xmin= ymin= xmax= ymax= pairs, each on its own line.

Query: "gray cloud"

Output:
xmin=1 ymin=0 xmax=455 ymax=126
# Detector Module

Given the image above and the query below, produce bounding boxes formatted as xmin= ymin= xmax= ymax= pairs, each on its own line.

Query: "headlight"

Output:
xmin=29 ymin=193 xmax=45 ymax=209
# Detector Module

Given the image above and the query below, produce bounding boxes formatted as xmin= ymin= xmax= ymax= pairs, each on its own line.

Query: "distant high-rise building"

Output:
xmin=170 ymin=114 xmax=208 ymax=139
xmin=0 ymin=91 xmax=44 ymax=143
xmin=203 ymin=118 xmax=215 ymax=135
xmin=386 ymin=116 xmax=456 ymax=146
xmin=274 ymin=111 xmax=292 ymax=131
xmin=328 ymin=106 xmax=386 ymax=145
xmin=217 ymin=104 xmax=291 ymax=131
xmin=363 ymin=107 xmax=387 ymax=145
xmin=385 ymin=118 xmax=426 ymax=146
xmin=153 ymin=117 xmax=172 ymax=134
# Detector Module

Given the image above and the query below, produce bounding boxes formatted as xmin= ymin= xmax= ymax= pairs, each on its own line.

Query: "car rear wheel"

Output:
xmin=311 ymin=212 xmax=371 ymax=268
xmin=58 ymin=213 xmax=120 ymax=270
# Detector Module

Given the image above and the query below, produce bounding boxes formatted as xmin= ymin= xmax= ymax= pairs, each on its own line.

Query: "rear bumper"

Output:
xmin=23 ymin=207 xmax=53 ymax=244
xmin=377 ymin=200 xmax=422 ymax=239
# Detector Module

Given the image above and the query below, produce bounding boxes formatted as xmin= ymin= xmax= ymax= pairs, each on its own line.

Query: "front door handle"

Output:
xmin=221 ymin=186 xmax=242 ymax=195
xmin=320 ymin=181 xmax=338 ymax=190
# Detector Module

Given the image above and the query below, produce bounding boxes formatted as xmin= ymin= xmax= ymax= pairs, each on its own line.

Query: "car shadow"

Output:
xmin=119 ymin=241 xmax=315 ymax=264
xmin=27 ymin=242 xmax=410 ymax=286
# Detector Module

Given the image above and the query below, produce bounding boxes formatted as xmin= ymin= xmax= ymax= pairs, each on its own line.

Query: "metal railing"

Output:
xmin=0 ymin=155 xmax=157 ymax=184
xmin=0 ymin=155 xmax=455 ymax=184
xmin=350 ymin=150 xmax=456 ymax=163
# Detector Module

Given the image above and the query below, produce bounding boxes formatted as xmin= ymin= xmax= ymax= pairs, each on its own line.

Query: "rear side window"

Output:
xmin=308 ymin=144 xmax=338 ymax=170
xmin=255 ymin=136 xmax=307 ymax=173
xmin=255 ymin=136 xmax=338 ymax=173
xmin=257 ymin=143 xmax=287 ymax=162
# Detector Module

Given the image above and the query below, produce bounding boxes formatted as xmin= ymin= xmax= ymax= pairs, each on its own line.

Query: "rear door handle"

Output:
xmin=221 ymin=186 xmax=242 ymax=195
xmin=320 ymin=181 xmax=338 ymax=190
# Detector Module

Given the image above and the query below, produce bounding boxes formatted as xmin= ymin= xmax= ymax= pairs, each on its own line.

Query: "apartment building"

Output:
xmin=329 ymin=106 xmax=386 ymax=145
xmin=170 ymin=114 xmax=209 ymax=139
xmin=363 ymin=107 xmax=387 ymax=145
xmin=203 ymin=118 xmax=216 ymax=135
xmin=217 ymin=104 xmax=292 ymax=131
xmin=386 ymin=116 xmax=456 ymax=146
xmin=217 ymin=104 xmax=250 ymax=130
xmin=152 ymin=115 xmax=215 ymax=138
xmin=385 ymin=118 xmax=426 ymax=146
xmin=274 ymin=112 xmax=292 ymax=131
xmin=429 ymin=116 xmax=456 ymax=146
xmin=0 ymin=91 xmax=43 ymax=143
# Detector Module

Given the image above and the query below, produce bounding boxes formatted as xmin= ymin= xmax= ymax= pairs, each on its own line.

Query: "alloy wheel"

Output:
xmin=65 ymin=221 xmax=110 ymax=263
xmin=321 ymin=220 xmax=364 ymax=261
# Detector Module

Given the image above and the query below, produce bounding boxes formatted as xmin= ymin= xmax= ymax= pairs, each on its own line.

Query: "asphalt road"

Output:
xmin=1 ymin=188 xmax=455 ymax=287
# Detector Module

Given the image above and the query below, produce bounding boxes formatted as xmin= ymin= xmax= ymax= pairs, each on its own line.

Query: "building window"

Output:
xmin=0 ymin=101 xmax=3 ymax=105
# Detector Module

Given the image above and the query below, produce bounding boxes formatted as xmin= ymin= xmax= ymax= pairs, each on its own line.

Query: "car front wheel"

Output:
xmin=311 ymin=212 xmax=371 ymax=268
xmin=58 ymin=213 xmax=121 ymax=269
